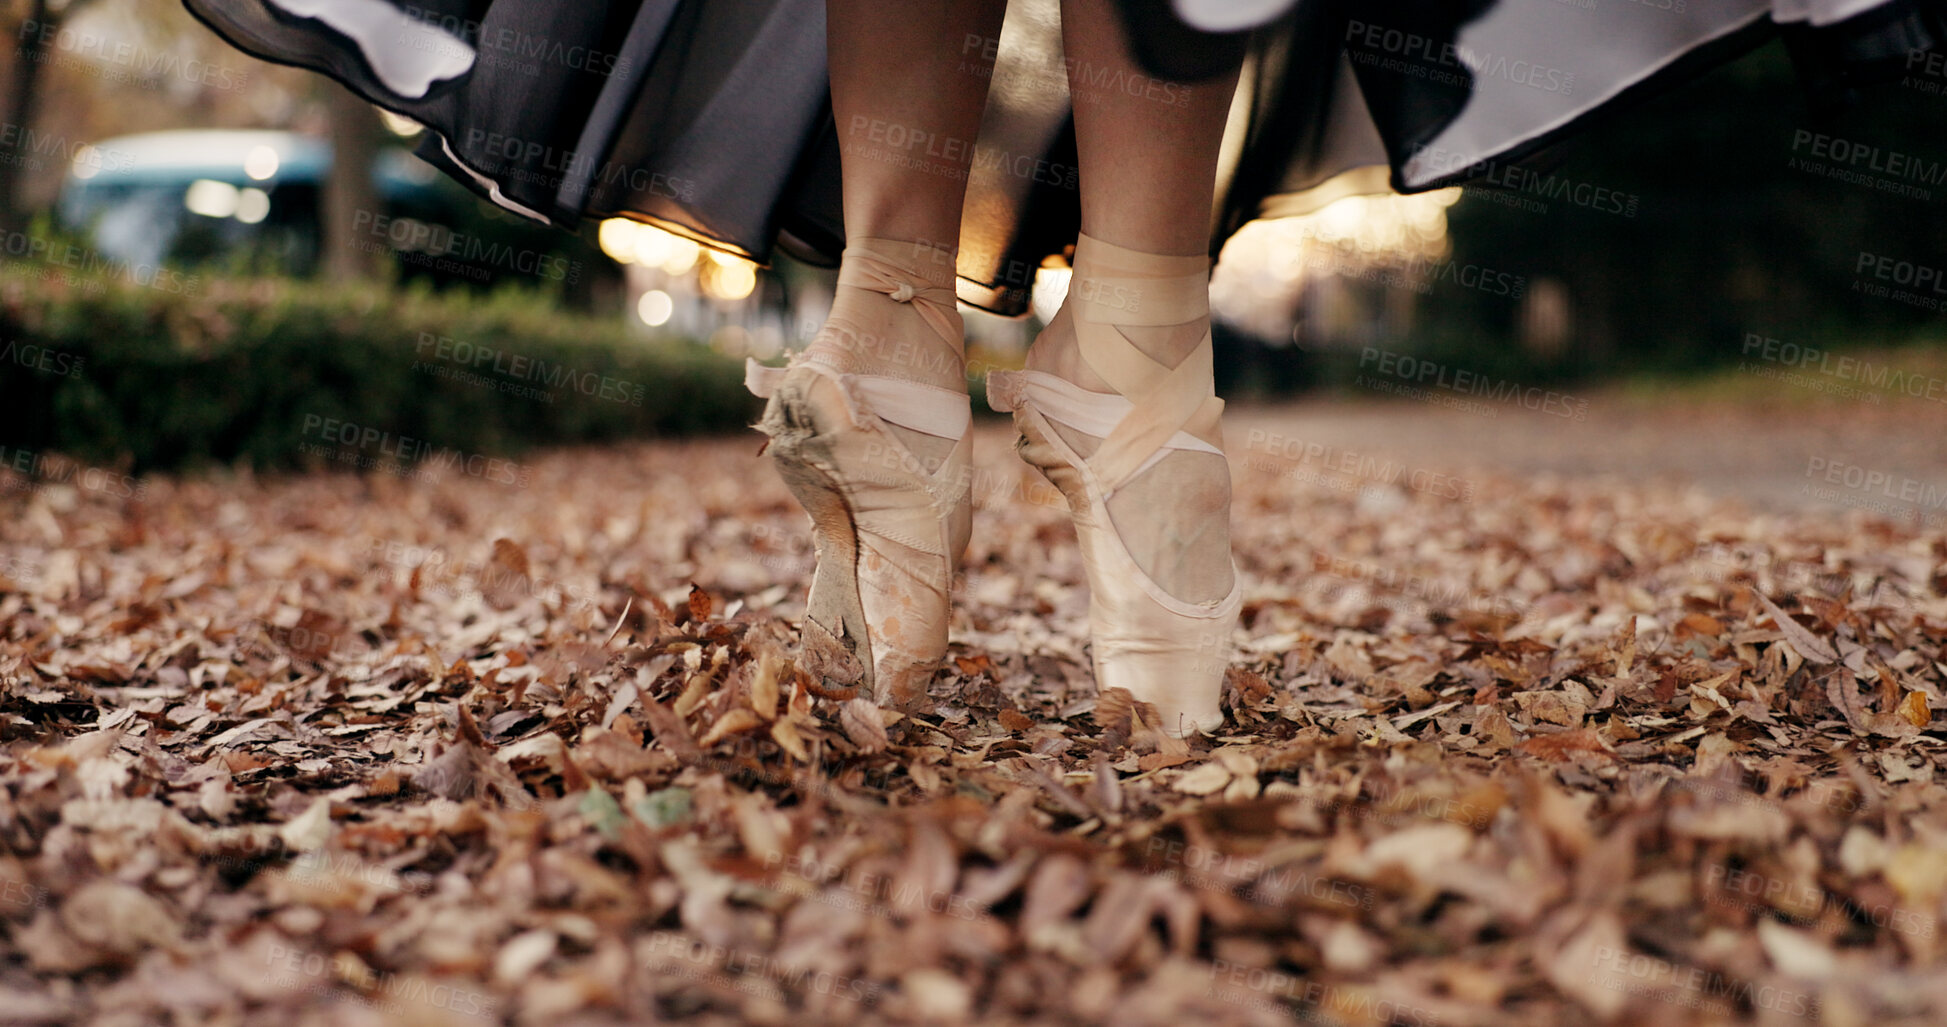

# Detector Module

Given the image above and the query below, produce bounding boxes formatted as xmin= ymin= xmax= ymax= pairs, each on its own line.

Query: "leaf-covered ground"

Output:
xmin=3 ymin=395 xmax=1945 ymax=1026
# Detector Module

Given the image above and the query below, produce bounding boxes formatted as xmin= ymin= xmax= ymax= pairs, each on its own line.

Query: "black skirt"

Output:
xmin=181 ymin=0 xmax=1944 ymax=316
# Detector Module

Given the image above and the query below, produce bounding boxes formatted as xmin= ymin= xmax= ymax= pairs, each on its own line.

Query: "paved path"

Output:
xmin=1220 ymin=388 xmax=1947 ymax=527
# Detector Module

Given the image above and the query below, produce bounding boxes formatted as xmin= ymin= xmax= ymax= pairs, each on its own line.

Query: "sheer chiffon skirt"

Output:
xmin=182 ymin=0 xmax=1945 ymax=315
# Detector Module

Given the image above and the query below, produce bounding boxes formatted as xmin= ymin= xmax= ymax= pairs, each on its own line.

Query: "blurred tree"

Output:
xmin=1 ymin=0 xmax=103 ymax=230
xmin=320 ymin=82 xmax=384 ymax=280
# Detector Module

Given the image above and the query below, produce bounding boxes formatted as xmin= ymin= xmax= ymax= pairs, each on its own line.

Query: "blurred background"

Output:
xmin=2 ymin=0 xmax=1944 ymax=476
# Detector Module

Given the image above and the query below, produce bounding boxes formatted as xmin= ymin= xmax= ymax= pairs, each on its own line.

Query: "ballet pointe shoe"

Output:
xmin=986 ymin=233 xmax=1240 ymax=737
xmin=746 ymin=238 xmax=973 ymax=709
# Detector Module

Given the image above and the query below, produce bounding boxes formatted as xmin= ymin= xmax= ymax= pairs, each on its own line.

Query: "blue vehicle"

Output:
xmin=57 ymin=128 xmax=587 ymax=287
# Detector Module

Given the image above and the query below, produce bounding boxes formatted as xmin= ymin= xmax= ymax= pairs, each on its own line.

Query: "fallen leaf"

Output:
xmin=1898 ymin=689 xmax=1931 ymax=727
xmin=840 ymin=698 xmax=889 ymax=754
xmin=1172 ymin=762 xmax=1231 ymax=796
xmin=1751 ymin=589 xmax=1837 ymax=664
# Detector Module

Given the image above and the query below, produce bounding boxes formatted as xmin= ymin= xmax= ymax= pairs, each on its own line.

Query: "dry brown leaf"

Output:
xmin=1540 ymin=909 xmax=1629 ymax=1019
xmin=770 ymin=717 xmax=810 ymax=762
xmin=1751 ymin=589 xmax=1838 ymax=664
xmin=1136 ymin=751 xmax=1192 ymax=772
xmin=483 ymin=537 xmax=532 ymax=609
xmin=1898 ymin=689 xmax=1931 ymax=727
xmin=1516 ymin=728 xmax=1613 ymax=761
xmin=638 ymin=698 xmax=702 ymax=762
xmin=62 ymin=881 xmax=183 ymax=958
xmin=840 ymin=698 xmax=889 ymax=754
xmin=697 ymin=707 xmax=764 ymax=748
xmin=1614 ymin=615 xmax=1638 ymax=676
xmin=1172 ymin=761 xmax=1231 ymax=796
xmin=1093 ymin=687 xmax=1137 ymax=738
xmin=672 ymin=667 xmax=715 ymax=718
xmin=12 ymin=396 xmax=1947 ymax=1026
xmin=749 ymin=650 xmax=781 ymax=720
xmin=686 ymin=582 xmax=715 ymax=622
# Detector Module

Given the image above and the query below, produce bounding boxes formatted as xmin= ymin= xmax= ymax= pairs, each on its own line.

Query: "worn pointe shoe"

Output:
xmin=986 ymin=233 xmax=1240 ymax=737
xmin=746 ymin=239 xmax=972 ymax=708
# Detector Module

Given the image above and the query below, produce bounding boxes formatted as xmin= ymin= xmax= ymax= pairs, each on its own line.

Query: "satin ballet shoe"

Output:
xmin=745 ymin=238 xmax=973 ymax=708
xmin=986 ymin=232 xmax=1240 ymax=737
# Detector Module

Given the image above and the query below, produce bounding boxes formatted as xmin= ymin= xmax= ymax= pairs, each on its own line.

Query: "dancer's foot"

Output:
xmin=986 ymin=233 xmax=1239 ymax=736
xmin=747 ymin=238 xmax=973 ymax=708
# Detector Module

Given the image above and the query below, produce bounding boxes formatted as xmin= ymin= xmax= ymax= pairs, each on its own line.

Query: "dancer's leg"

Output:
xmin=1031 ymin=0 xmax=1242 ymax=602
xmin=1059 ymin=0 xmax=1240 ymax=255
xmin=815 ymin=0 xmax=1008 ymax=399
xmin=745 ymin=2 xmax=1006 ymax=707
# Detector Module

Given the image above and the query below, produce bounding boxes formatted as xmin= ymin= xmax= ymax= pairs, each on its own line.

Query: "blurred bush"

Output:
xmin=0 ymin=264 xmax=756 ymax=475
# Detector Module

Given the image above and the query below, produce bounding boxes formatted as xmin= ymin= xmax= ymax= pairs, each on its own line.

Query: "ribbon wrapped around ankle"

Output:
xmin=836 ymin=245 xmax=962 ymax=352
xmin=745 ymin=356 xmax=971 ymax=440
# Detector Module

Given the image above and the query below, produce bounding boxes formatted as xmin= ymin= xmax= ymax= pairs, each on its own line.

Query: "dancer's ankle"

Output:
xmin=805 ymin=237 xmax=967 ymax=392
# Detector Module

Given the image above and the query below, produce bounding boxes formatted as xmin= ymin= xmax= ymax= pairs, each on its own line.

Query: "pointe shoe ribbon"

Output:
xmin=747 ymin=355 xmax=970 ymax=442
xmin=985 ymin=232 xmax=1239 ymax=736
xmin=743 ymin=237 xmax=972 ymax=707
xmin=834 ymin=240 xmax=961 ymax=349
xmin=1066 ymin=249 xmax=1226 ymax=496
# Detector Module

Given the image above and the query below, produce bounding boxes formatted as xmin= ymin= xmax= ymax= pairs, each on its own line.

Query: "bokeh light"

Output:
xmin=636 ymin=288 xmax=673 ymax=326
xmin=234 ymin=187 xmax=270 ymax=225
xmin=1211 ymin=187 xmax=1461 ymax=339
xmin=598 ymin=218 xmax=639 ymax=263
xmin=659 ymin=237 xmax=701 ymax=276
xmin=242 ymin=144 xmax=279 ymax=181
xmin=183 ymin=178 xmax=239 ymax=218
xmin=702 ymin=259 xmax=756 ymax=301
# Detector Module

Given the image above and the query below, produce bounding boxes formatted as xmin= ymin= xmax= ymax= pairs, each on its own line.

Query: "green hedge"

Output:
xmin=0 ymin=267 xmax=758 ymax=475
